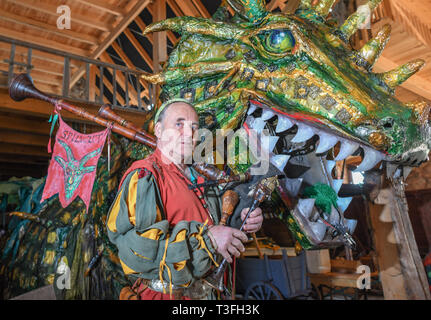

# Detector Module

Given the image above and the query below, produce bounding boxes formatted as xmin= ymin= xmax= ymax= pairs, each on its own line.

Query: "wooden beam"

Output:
xmin=152 ymin=0 xmax=168 ymax=72
xmin=190 ymin=0 xmax=211 ymax=18
xmin=390 ymin=0 xmax=431 ymax=48
xmin=0 ymin=130 xmax=48 ymax=147
xmin=0 ymin=154 xmax=49 ymax=166
xmin=0 ymin=114 xmax=50 ymax=135
xmin=69 ymin=0 xmax=152 ymax=88
xmin=0 ymin=8 xmax=99 ymax=46
xmin=123 ymin=28 xmax=153 ymax=70
xmin=74 ymin=0 xmax=125 ymax=17
xmin=9 ymin=0 xmax=112 ymax=32
xmin=0 ymin=26 xmax=89 ymax=57
xmin=0 ymin=142 xmax=49 ymax=158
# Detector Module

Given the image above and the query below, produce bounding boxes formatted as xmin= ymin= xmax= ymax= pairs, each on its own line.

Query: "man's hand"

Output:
xmin=240 ymin=207 xmax=263 ymax=233
xmin=207 ymin=225 xmax=248 ymax=263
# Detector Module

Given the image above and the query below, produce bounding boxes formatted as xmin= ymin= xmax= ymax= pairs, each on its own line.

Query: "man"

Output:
xmin=106 ymin=99 xmax=263 ymax=300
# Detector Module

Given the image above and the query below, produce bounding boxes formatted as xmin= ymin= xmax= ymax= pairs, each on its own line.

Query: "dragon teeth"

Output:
xmin=403 ymin=166 xmax=413 ymax=180
xmin=329 ymin=206 xmax=340 ymax=225
xmin=325 ymin=160 xmax=336 ymax=176
xmin=309 ymin=221 xmax=327 ymax=242
xmin=261 ymin=135 xmax=279 ymax=152
xmin=344 ymin=219 xmax=358 ymax=234
xmin=280 ymin=177 xmax=303 ymax=197
xmin=291 ymin=123 xmax=315 ymax=143
xmin=270 ymin=154 xmax=290 ymax=172
xmin=332 ymin=179 xmax=344 ymax=194
xmin=275 ymin=116 xmax=294 ymax=133
xmin=250 ymin=117 xmax=266 ymax=133
xmin=334 ymin=140 xmax=359 ymax=161
xmin=247 ymin=104 xmax=258 ymax=115
xmin=296 ymin=198 xmax=316 ymax=219
xmin=261 ymin=109 xmax=276 ymax=121
xmin=315 ymin=131 xmax=339 ymax=154
xmin=354 ymin=146 xmax=384 ymax=172
xmin=336 ymin=197 xmax=353 ymax=213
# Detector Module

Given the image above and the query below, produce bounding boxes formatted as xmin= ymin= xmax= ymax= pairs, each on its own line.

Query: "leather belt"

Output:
xmin=147 ymin=279 xmax=211 ymax=300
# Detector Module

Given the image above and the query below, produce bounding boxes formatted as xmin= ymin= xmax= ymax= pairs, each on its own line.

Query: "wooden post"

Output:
xmin=370 ymin=183 xmax=431 ymax=300
xmin=152 ymin=0 xmax=167 ymax=107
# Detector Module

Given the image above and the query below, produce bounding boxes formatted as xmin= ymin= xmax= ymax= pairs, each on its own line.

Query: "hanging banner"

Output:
xmin=41 ymin=115 xmax=109 ymax=211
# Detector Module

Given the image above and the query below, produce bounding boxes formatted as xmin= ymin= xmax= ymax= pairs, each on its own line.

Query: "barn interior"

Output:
xmin=0 ymin=0 xmax=430 ymax=301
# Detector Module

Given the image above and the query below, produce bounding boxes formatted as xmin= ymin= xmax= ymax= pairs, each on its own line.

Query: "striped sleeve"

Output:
xmin=106 ymin=169 xmax=218 ymax=286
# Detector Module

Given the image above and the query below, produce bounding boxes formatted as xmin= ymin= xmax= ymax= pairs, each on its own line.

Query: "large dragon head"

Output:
xmin=142 ymin=0 xmax=430 ymax=178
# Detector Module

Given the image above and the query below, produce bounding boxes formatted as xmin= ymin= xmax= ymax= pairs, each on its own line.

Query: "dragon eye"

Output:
xmin=259 ymin=29 xmax=296 ymax=55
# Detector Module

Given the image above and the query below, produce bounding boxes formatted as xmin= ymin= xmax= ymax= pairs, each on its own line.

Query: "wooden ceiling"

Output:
xmin=0 ymin=0 xmax=430 ymax=179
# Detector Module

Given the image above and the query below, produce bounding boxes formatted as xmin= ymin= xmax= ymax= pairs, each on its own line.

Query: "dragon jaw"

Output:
xmin=141 ymin=0 xmax=430 ymax=180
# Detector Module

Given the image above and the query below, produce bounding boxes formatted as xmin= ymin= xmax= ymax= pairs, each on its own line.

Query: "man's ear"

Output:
xmin=154 ymin=122 xmax=162 ymax=139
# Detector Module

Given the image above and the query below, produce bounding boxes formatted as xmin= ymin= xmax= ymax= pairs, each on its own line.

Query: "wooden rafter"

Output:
xmin=111 ymin=38 xmax=150 ymax=98
xmin=7 ymin=0 xmax=112 ymax=32
xmin=0 ymin=142 xmax=48 ymax=158
xmin=0 ymin=129 xmax=48 ymax=148
xmin=98 ymin=52 xmax=139 ymax=106
xmin=0 ymin=114 xmax=50 ymax=135
xmin=74 ymin=0 xmax=125 ymax=17
xmin=69 ymin=0 xmax=152 ymax=88
xmin=0 ymin=26 xmax=90 ymax=57
xmin=0 ymin=8 xmax=99 ymax=47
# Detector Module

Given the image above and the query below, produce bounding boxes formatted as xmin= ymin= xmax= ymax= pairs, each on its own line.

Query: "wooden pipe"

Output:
xmin=8 ymin=73 xmax=157 ymax=149
xmin=98 ymin=104 xmax=156 ymax=144
xmin=220 ymin=190 xmax=239 ymax=226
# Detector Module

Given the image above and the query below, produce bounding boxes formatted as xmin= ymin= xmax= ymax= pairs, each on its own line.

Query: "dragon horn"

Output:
xmin=339 ymin=0 xmax=383 ymax=39
xmin=226 ymin=0 xmax=268 ymax=23
xmin=380 ymin=59 xmax=425 ymax=90
xmin=58 ymin=139 xmax=75 ymax=162
xmin=358 ymin=24 xmax=391 ymax=70
xmin=143 ymin=16 xmax=246 ymax=40
xmin=299 ymin=0 xmax=337 ymax=17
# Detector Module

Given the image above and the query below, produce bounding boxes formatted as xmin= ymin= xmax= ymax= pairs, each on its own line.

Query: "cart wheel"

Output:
xmin=244 ymin=281 xmax=283 ymax=300
xmin=310 ymin=284 xmax=323 ymax=300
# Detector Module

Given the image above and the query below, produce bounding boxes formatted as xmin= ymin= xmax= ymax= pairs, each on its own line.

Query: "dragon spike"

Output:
xmin=405 ymin=100 xmax=430 ymax=125
xmin=143 ymin=16 xmax=246 ymax=41
xmin=380 ymin=59 xmax=425 ymax=90
xmin=299 ymin=0 xmax=337 ymax=17
xmin=226 ymin=0 xmax=268 ymax=23
xmin=358 ymin=24 xmax=391 ymax=69
xmin=339 ymin=0 xmax=383 ymax=39
xmin=315 ymin=0 xmax=337 ymax=17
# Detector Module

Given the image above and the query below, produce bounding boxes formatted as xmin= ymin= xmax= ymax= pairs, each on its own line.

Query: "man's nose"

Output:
xmin=182 ymin=121 xmax=194 ymax=138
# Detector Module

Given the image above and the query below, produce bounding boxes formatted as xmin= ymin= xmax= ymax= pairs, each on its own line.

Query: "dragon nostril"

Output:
xmin=380 ymin=117 xmax=394 ymax=129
